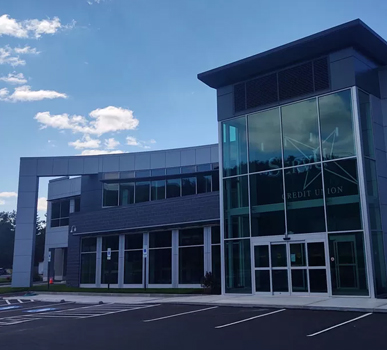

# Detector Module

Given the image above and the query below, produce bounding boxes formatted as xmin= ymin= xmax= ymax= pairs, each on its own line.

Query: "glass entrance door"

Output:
xmin=329 ymin=232 xmax=369 ymax=296
xmin=254 ymin=240 xmax=328 ymax=295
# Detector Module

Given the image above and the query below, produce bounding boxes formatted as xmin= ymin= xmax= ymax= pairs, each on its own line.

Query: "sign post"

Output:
xmin=47 ymin=251 xmax=52 ymax=291
xmin=107 ymin=248 xmax=111 ymax=290
xmin=143 ymin=246 xmax=147 ymax=290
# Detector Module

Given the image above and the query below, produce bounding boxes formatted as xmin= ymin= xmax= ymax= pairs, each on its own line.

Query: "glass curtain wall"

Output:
xmin=124 ymin=234 xmax=143 ymax=285
xmin=222 ymin=88 xmax=369 ymax=296
xmin=149 ymin=231 xmax=172 ymax=284
xmin=101 ymin=236 xmax=119 ymax=284
xmin=80 ymin=237 xmax=97 ymax=284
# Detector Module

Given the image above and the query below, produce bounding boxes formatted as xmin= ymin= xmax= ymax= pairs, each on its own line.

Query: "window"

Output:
xmin=50 ymin=199 xmax=70 ymax=227
xmin=103 ymin=183 xmax=119 ymax=207
xmin=135 ymin=181 xmax=150 ymax=203
xmin=222 ymin=117 xmax=248 ymax=177
xmin=211 ymin=226 xmax=221 ymax=286
xmin=151 ymin=168 xmax=165 ymax=176
xmin=149 ymin=231 xmax=172 ymax=284
xmin=136 ymin=170 xmax=151 ymax=178
xmin=197 ymin=175 xmax=211 ymax=193
xmin=166 ymin=178 xmax=181 ymax=198
xmin=101 ymin=236 xmax=119 ymax=284
xmin=151 ymin=180 xmax=166 ymax=201
xmin=181 ymin=166 xmax=196 ymax=174
xmin=80 ymin=237 xmax=96 ymax=284
xmin=182 ymin=177 xmax=196 ymax=196
xmin=248 ymin=108 xmax=282 ymax=172
xmin=166 ymin=167 xmax=180 ymax=175
xmin=179 ymin=228 xmax=204 ymax=284
xmin=124 ymin=234 xmax=143 ymax=285
xmin=197 ymin=164 xmax=211 ymax=172
xmin=120 ymin=183 xmax=135 ymax=205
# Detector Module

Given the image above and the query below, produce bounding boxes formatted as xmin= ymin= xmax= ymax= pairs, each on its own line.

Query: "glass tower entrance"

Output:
xmin=222 ymin=88 xmax=373 ymax=297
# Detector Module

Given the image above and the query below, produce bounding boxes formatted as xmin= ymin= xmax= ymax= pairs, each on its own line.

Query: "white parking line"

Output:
xmin=17 ymin=299 xmax=23 ymax=304
xmin=82 ymin=304 xmax=161 ymax=319
xmin=143 ymin=306 xmax=218 ymax=323
xmin=307 ymin=313 xmax=373 ymax=337
xmin=215 ymin=309 xmax=286 ymax=329
xmin=5 ymin=300 xmax=10 ymax=305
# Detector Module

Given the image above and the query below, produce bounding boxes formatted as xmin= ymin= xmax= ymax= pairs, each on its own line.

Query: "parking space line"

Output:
xmin=307 ymin=313 xmax=373 ymax=337
xmin=17 ymin=299 xmax=23 ymax=304
xmin=82 ymin=304 xmax=161 ymax=319
xmin=215 ymin=309 xmax=286 ymax=329
xmin=5 ymin=300 xmax=10 ymax=305
xmin=143 ymin=306 xmax=218 ymax=323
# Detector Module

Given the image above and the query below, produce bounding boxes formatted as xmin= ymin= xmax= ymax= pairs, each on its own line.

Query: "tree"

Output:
xmin=0 ymin=211 xmax=46 ymax=268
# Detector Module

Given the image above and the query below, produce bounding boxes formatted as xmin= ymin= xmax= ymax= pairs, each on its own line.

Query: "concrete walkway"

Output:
xmin=5 ymin=293 xmax=387 ymax=313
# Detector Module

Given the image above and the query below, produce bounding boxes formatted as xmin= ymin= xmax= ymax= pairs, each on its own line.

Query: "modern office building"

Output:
xmin=12 ymin=19 xmax=387 ymax=298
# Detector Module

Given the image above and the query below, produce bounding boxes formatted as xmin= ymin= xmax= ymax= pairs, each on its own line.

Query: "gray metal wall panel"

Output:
xmin=70 ymin=192 xmax=220 ymax=235
xmin=217 ymin=91 xmax=234 ymax=122
xmin=80 ymin=175 xmax=102 ymax=212
xmin=330 ymin=57 xmax=355 ymax=91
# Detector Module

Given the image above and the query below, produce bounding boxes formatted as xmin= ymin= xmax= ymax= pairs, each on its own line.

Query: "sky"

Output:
xmin=1 ymin=0 xmax=387 ymax=217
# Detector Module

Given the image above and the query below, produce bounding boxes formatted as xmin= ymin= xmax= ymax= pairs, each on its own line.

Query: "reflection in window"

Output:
xmin=324 ymin=159 xmax=362 ymax=231
xmin=166 ymin=178 xmax=181 ymax=198
xmin=179 ymin=246 xmax=204 ymax=284
xmin=101 ymin=252 xmax=119 ymax=284
xmin=365 ymin=159 xmax=382 ymax=230
xmin=80 ymin=253 xmax=96 ymax=284
xmin=222 ymin=117 xmax=248 ymax=177
xmin=282 ymin=99 xmax=320 ymax=167
xmin=103 ymin=183 xmax=119 ymax=207
xmin=319 ymin=90 xmax=355 ymax=160
xmin=248 ymin=108 xmax=282 ymax=172
xmin=120 ymin=183 xmax=134 ymax=205
xmin=182 ymin=177 xmax=196 ymax=196
xmin=250 ymin=170 xmax=285 ymax=236
xmin=82 ymin=237 xmax=97 ymax=252
xmin=179 ymin=228 xmax=203 ymax=246
xmin=149 ymin=249 xmax=172 ymax=284
xmin=50 ymin=199 xmax=70 ymax=227
xmin=225 ymin=239 xmax=251 ymax=293
xmin=285 ymin=165 xmax=325 ymax=234
xmin=197 ymin=175 xmax=211 ymax=193
xmin=151 ymin=180 xmax=166 ymax=201
xmin=224 ymin=176 xmax=249 ymax=238
xmin=124 ymin=251 xmax=142 ymax=284
xmin=135 ymin=181 xmax=150 ymax=203
xmin=149 ymin=231 xmax=171 ymax=248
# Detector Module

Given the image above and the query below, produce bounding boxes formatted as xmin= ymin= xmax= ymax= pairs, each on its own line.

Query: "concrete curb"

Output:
xmin=32 ymin=291 xmax=204 ymax=298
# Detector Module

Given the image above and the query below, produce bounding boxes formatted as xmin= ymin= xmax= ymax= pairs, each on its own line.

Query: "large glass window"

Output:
xmin=182 ymin=177 xmax=196 ymax=196
xmin=223 ymin=176 xmax=249 ymax=238
xmin=166 ymin=178 xmax=181 ymax=198
xmin=179 ymin=228 xmax=204 ymax=284
xmin=282 ymin=99 xmax=320 ymax=167
xmin=80 ymin=237 xmax=96 ymax=284
xmin=319 ymin=90 xmax=355 ymax=160
xmin=225 ymin=239 xmax=251 ymax=293
xmin=103 ymin=183 xmax=119 ymax=207
xmin=285 ymin=164 xmax=325 ymax=234
xmin=101 ymin=235 xmax=119 ymax=285
xmin=324 ymin=159 xmax=362 ymax=231
xmin=149 ymin=231 xmax=172 ymax=284
xmin=124 ymin=234 xmax=143 ymax=285
xmin=120 ymin=183 xmax=134 ymax=205
xmin=197 ymin=175 xmax=212 ymax=193
xmin=359 ymin=91 xmax=374 ymax=158
xmin=135 ymin=181 xmax=150 ymax=203
xmin=223 ymin=117 xmax=248 ymax=177
xmin=248 ymin=108 xmax=282 ymax=172
xmin=250 ymin=170 xmax=285 ymax=236
xmin=50 ymin=199 xmax=70 ymax=227
xmin=211 ymin=226 xmax=221 ymax=289
xmin=151 ymin=180 xmax=165 ymax=201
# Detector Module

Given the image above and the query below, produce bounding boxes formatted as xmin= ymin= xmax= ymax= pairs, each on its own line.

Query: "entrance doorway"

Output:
xmin=253 ymin=238 xmax=328 ymax=295
xmin=329 ymin=232 xmax=368 ymax=296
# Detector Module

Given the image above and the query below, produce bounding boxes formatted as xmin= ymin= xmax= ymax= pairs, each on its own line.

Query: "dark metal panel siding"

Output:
xmin=66 ymin=232 xmax=81 ymax=287
xmin=70 ymin=192 xmax=220 ymax=234
xmin=80 ymin=175 xmax=102 ymax=212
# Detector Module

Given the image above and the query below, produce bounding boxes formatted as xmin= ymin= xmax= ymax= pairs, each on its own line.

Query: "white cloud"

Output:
xmin=35 ymin=106 xmax=139 ymax=136
xmin=105 ymin=138 xmax=120 ymax=149
xmin=0 ymin=88 xmax=8 ymax=99
xmin=1 ymin=85 xmax=68 ymax=102
xmin=0 ymin=14 xmax=74 ymax=39
xmin=80 ymin=149 xmax=124 ymax=156
xmin=150 ymin=139 xmax=156 ymax=144
xmin=126 ymin=136 xmax=140 ymax=146
xmin=14 ymin=46 xmax=39 ymax=55
xmin=37 ymin=197 xmax=47 ymax=211
xmin=69 ymin=135 xmax=101 ymax=149
xmin=0 ymin=72 xmax=27 ymax=85
xmin=0 ymin=192 xmax=17 ymax=198
xmin=0 ymin=46 xmax=25 ymax=66
xmin=0 ymin=200 xmax=5 ymax=205
xmin=87 ymin=0 xmax=105 ymax=4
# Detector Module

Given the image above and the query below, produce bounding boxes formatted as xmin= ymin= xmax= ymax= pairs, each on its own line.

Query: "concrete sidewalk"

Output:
xmin=6 ymin=292 xmax=387 ymax=313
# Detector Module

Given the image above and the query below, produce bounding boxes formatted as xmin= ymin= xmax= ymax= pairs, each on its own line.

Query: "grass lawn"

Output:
xmin=0 ymin=284 xmax=205 ymax=295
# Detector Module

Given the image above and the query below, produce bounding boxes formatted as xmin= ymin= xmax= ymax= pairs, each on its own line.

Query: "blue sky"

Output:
xmin=1 ymin=0 xmax=387 ymax=216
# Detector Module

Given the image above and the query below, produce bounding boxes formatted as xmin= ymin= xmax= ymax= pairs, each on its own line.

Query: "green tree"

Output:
xmin=0 ymin=211 xmax=46 ymax=268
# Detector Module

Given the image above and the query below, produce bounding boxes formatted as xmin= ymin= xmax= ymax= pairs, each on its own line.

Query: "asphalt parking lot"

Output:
xmin=0 ymin=298 xmax=386 ymax=350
